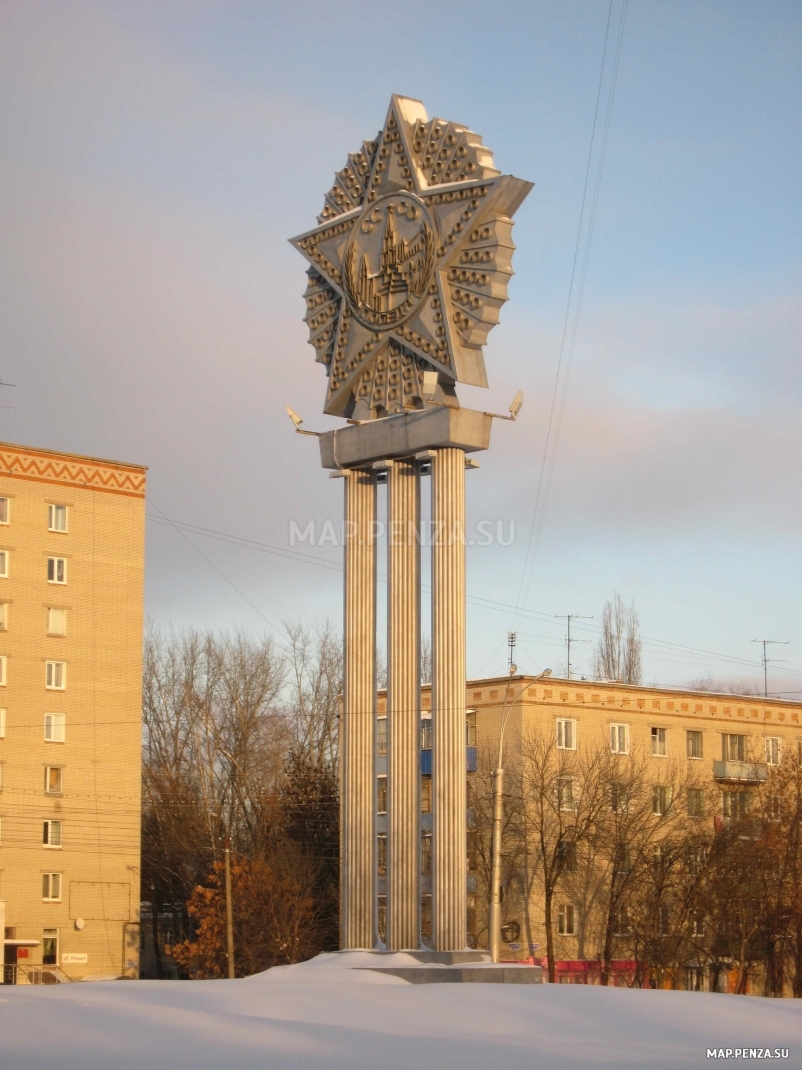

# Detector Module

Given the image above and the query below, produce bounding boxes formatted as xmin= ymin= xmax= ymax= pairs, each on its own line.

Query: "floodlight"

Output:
xmin=509 ymin=391 xmax=524 ymax=419
xmin=286 ymin=405 xmax=304 ymax=430
xmin=421 ymin=370 xmax=438 ymax=401
xmin=285 ymin=405 xmax=321 ymax=438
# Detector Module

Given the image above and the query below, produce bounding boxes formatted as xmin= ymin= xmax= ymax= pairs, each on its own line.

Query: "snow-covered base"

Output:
xmin=0 ymin=951 xmax=799 ymax=1069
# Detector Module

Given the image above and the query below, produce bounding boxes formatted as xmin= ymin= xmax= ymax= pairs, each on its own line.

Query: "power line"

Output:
xmin=513 ymin=0 xmax=628 ymax=630
xmin=146 ymin=512 xmax=802 ymax=684
xmin=147 ymin=497 xmax=284 ymax=637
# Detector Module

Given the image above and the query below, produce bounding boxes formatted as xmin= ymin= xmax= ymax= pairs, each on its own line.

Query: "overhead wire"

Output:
xmin=513 ymin=0 xmax=629 ymax=630
xmin=147 ymin=511 xmax=802 ymax=685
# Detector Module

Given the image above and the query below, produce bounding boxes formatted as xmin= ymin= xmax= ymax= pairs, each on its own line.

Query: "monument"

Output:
xmin=290 ymin=96 xmax=532 ymax=954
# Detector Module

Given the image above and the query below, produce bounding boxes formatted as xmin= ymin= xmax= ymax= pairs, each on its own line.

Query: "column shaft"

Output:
xmin=386 ymin=459 xmax=421 ymax=951
xmin=431 ymin=448 xmax=467 ymax=951
xmin=341 ymin=469 xmax=377 ymax=950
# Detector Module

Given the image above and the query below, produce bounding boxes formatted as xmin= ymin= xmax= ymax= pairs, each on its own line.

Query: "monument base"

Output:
xmin=332 ymin=949 xmax=543 ymax=985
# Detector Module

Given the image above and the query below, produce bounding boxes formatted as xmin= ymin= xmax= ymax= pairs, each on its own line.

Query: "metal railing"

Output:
xmin=3 ymin=963 xmax=74 ymax=985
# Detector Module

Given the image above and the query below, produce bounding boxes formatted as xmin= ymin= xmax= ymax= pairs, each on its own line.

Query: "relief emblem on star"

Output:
xmin=290 ymin=95 xmax=532 ymax=420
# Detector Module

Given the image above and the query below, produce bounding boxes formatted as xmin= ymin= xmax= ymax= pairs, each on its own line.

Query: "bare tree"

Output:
xmin=687 ymin=674 xmax=761 ymax=696
xmin=520 ymin=726 xmax=608 ymax=982
xmin=283 ymin=620 xmax=342 ymax=767
xmin=421 ymin=635 xmax=432 ymax=684
xmin=594 ymin=594 xmax=642 ymax=685
xmin=142 ymin=622 xmax=342 ymax=977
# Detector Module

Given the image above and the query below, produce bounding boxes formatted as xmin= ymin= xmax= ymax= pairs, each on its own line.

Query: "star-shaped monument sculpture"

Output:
xmin=290 ymin=95 xmax=533 ymax=420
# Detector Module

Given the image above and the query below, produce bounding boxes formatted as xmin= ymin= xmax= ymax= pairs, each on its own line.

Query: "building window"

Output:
xmin=45 ymin=662 xmax=66 ymax=690
xmin=45 ymin=713 xmax=66 ymax=742
xmin=44 ymin=767 xmax=63 ymax=795
xmin=766 ymin=737 xmax=781 ymax=766
xmin=0 ymin=498 xmax=8 ymax=524
xmin=613 ymin=906 xmax=630 ymax=935
xmin=651 ymin=727 xmax=667 ymax=756
xmin=0 ymin=762 xmax=4 ymax=792
xmin=47 ymin=558 xmax=67 ymax=584
xmin=48 ymin=505 xmax=68 ymax=533
xmin=691 ymin=913 xmax=705 ymax=938
xmin=722 ymin=790 xmax=748 ymax=819
xmin=767 ymin=794 xmax=781 ymax=821
xmin=610 ymin=781 xmax=629 ymax=813
xmin=42 ymin=928 xmax=59 ymax=966
xmin=610 ymin=723 xmax=629 ymax=754
xmin=0 ymin=657 xmax=6 ymax=686
xmin=686 ymin=730 xmax=703 ymax=759
xmin=613 ymin=844 xmax=631 ymax=874
xmin=658 ymin=904 xmax=670 ymax=935
xmin=687 ymin=788 xmax=705 ymax=817
xmin=722 ymin=734 xmax=746 ymax=761
xmin=377 ymin=833 xmax=387 ymax=877
xmin=557 ymin=840 xmax=577 ymax=872
xmin=688 ymin=846 xmax=707 ymax=876
xmin=0 ymin=604 xmax=6 ymax=631
xmin=0 ymin=551 xmax=8 ymax=579
xmin=557 ymin=777 xmax=576 ymax=812
xmin=421 ymin=831 xmax=432 ymax=876
xmin=557 ymin=904 xmax=575 ymax=936
xmin=556 ymin=718 xmax=576 ymax=750
xmin=376 ymin=717 xmax=387 ymax=757
xmin=43 ymin=820 xmax=62 ymax=847
xmin=0 ymin=708 xmax=5 ymax=737
xmin=652 ymin=785 xmax=672 ymax=816
xmin=466 ymin=709 xmax=477 ymax=747
xmin=467 ymin=830 xmax=478 ymax=873
xmin=467 ymin=895 xmax=477 ymax=947
xmin=421 ymin=715 xmax=432 ymax=751
xmin=47 ymin=608 xmax=67 ymax=636
xmin=42 ymin=873 xmax=62 ymax=901
xmin=421 ymin=776 xmax=431 ymax=813
xmin=377 ymin=776 xmax=387 ymax=814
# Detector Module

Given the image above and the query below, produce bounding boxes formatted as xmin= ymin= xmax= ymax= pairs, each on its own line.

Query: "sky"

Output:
xmin=1 ymin=0 xmax=800 ymax=691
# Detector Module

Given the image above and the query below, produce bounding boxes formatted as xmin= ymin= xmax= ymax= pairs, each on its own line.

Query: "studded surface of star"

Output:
xmin=290 ymin=95 xmax=533 ymax=420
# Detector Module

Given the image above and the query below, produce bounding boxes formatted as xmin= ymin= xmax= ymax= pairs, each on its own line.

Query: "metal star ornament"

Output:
xmin=290 ymin=95 xmax=533 ymax=420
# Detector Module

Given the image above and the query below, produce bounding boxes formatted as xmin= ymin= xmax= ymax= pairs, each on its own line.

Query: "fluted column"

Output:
xmin=431 ymin=448 xmax=467 ymax=951
xmin=386 ymin=459 xmax=421 ymax=951
xmin=341 ymin=468 xmax=377 ymax=950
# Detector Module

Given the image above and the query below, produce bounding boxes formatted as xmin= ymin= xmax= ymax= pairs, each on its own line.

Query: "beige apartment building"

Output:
xmin=376 ymin=674 xmax=802 ymax=987
xmin=0 ymin=442 xmax=145 ymax=983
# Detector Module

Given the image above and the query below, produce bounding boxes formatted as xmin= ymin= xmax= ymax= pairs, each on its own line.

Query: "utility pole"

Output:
xmin=507 ymin=632 xmax=517 ymax=675
xmin=554 ymin=614 xmax=593 ymax=680
xmin=224 ymin=838 xmax=235 ymax=979
xmin=752 ymin=639 xmax=789 ymax=697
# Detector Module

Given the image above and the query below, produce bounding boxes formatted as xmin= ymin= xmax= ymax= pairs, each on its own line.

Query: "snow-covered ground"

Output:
xmin=1 ymin=952 xmax=800 ymax=1069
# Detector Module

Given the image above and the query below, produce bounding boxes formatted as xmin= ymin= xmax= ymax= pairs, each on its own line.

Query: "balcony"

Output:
xmin=713 ymin=760 xmax=767 ymax=783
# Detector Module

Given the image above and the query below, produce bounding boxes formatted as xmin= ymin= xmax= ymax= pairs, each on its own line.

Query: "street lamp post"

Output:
xmin=488 ymin=668 xmax=551 ymax=963
xmin=224 ymin=837 xmax=235 ymax=979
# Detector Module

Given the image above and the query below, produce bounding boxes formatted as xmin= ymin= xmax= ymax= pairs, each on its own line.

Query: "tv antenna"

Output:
xmin=752 ymin=638 xmax=789 ymax=697
xmin=555 ymin=614 xmax=593 ymax=680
